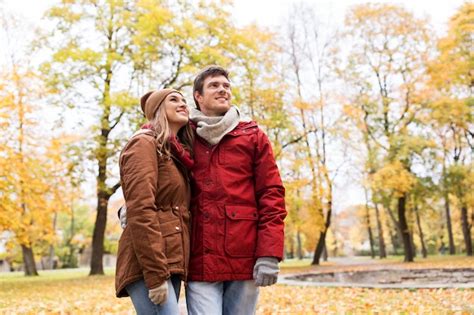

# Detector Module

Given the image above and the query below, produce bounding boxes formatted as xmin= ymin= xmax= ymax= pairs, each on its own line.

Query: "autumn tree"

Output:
xmin=0 ymin=13 xmax=70 ymax=275
xmin=428 ymin=2 xmax=473 ymax=256
xmin=282 ymin=3 xmax=344 ymax=265
xmin=341 ymin=3 xmax=435 ymax=262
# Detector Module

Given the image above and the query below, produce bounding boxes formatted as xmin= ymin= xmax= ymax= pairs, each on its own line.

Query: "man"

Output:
xmin=120 ymin=65 xmax=286 ymax=314
xmin=185 ymin=65 xmax=286 ymax=315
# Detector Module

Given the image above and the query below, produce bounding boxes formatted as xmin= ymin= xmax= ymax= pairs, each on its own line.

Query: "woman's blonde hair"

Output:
xmin=150 ymin=100 xmax=194 ymax=157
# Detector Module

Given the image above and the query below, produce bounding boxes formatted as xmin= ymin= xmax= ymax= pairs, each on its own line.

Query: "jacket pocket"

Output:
xmin=224 ymin=205 xmax=258 ymax=257
xmin=159 ymin=219 xmax=183 ymax=264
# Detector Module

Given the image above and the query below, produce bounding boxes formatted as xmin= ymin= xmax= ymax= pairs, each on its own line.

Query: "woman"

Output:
xmin=115 ymin=88 xmax=194 ymax=315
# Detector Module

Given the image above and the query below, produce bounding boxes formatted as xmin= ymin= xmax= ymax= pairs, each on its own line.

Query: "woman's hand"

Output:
xmin=148 ymin=281 xmax=168 ymax=305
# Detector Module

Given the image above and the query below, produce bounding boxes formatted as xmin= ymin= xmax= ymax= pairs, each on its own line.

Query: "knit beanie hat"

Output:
xmin=140 ymin=88 xmax=182 ymax=121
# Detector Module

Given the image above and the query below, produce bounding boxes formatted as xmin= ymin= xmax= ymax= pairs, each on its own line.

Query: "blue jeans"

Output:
xmin=126 ymin=276 xmax=181 ymax=315
xmin=186 ymin=280 xmax=259 ymax=315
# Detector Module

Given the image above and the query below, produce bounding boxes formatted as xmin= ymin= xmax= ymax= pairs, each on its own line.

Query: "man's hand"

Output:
xmin=119 ymin=204 xmax=127 ymax=229
xmin=148 ymin=281 xmax=168 ymax=305
xmin=253 ymin=257 xmax=279 ymax=287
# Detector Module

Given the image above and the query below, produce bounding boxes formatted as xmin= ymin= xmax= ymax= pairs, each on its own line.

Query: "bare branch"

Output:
xmin=109 ymin=181 xmax=121 ymax=196
xmin=274 ymin=129 xmax=317 ymax=159
xmin=110 ymin=109 xmax=125 ymax=131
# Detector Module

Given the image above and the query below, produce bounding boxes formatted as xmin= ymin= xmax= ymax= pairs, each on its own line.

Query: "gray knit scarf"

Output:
xmin=190 ymin=106 xmax=240 ymax=145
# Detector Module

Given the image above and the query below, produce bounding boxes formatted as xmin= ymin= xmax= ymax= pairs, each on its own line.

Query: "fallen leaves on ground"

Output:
xmin=0 ymin=256 xmax=473 ymax=314
xmin=258 ymin=285 xmax=474 ymax=314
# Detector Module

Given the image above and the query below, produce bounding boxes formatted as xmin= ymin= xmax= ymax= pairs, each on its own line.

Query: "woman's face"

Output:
xmin=164 ymin=92 xmax=189 ymax=132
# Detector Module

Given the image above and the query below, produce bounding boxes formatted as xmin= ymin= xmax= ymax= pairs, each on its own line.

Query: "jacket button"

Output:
xmin=175 ymin=226 xmax=180 ymax=231
xmin=204 ymin=212 xmax=209 ymax=218
xmin=232 ymin=212 xmax=236 ymax=217
xmin=175 ymin=206 xmax=179 ymax=210
xmin=253 ymin=213 xmax=257 ymax=217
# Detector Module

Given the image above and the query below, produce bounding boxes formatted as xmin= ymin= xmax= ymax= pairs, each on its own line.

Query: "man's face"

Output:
xmin=195 ymin=75 xmax=232 ymax=116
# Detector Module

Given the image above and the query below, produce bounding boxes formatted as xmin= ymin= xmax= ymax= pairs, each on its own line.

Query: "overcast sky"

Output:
xmin=1 ymin=0 xmax=467 ymax=33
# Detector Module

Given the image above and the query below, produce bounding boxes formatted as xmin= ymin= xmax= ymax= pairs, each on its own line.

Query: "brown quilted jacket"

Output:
xmin=115 ymin=130 xmax=190 ymax=297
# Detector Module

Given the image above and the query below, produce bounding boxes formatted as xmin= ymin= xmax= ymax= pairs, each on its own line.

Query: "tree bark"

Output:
xmin=21 ymin=245 xmax=38 ymax=276
xmin=414 ymin=204 xmax=427 ymax=258
xmin=398 ymin=194 xmax=414 ymax=262
xmin=90 ymin=191 xmax=110 ymax=275
xmin=90 ymin=51 xmax=114 ymax=275
xmin=296 ymin=230 xmax=303 ymax=259
xmin=444 ymin=193 xmax=456 ymax=255
xmin=365 ymin=200 xmax=375 ymax=258
xmin=312 ymin=202 xmax=332 ymax=265
xmin=323 ymin=240 xmax=328 ymax=261
xmin=442 ymin=162 xmax=456 ymax=254
xmin=374 ymin=203 xmax=387 ymax=258
xmin=461 ymin=205 xmax=473 ymax=256
xmin=312 ymin=232 xmax=326 ymax=265
xmin=409 ymin=226 xmax=417 ymax=258
xmin=287 ymin=233 xmax=294 ymax=259
xmin=385 ymin=204 xmax=403 ymax=254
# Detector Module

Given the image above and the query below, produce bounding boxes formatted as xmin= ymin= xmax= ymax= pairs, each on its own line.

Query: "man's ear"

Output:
xmin=194 ymin=91 xmax=202 ymax=103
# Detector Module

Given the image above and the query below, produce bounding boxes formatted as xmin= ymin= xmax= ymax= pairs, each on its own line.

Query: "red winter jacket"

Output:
xmin=188 ymin=121 xmax=286 ymax=282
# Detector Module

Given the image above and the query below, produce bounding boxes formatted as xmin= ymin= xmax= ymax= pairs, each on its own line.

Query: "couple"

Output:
xmin=115 ymin=66 xmax=286 ymax=315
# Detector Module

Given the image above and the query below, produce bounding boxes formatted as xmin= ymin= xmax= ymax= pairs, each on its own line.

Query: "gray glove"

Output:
xmin=253 ymin=257 xmax=279 ymax=287
xmin=148 ymin=281 xmax=168 ymax=305
xmin=119 ymin=204 xmax=127 ymax=229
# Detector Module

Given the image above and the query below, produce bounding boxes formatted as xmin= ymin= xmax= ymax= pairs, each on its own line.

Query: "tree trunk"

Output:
xmin=409 ymin=227 xmax=417 ymax=258
xmin=385 ymin=204 xmax=403 ymax=254
xmin=444 ymin=193 xmax=456 ymax=255
xmin=312 ymin=201 xmax=332 ymax=265
xmin=312 ymin=232 xmax=326 ymax=265
xmin=323 ymin=240 xmax=328 ymax=261
xmin=365 ymin=202 xmax=375 ymax=258
xmin=461 ymin=205 xmax=473 ymax=256
xmin=21 ymin=244 xmax=38 ymax=276
xmin=414 ymin=204 xmax=427 ymax=258
xmin=398 ymin=195 xmax=414 ymax=262
xmin=90 ymin=191 xmax=109 ymax=275
xmin=442 ymin=161 xmax=455 ymax=255
xmin=296 ymin=230 xmax=303 ymax=259
xmin=67 ymin=201 xmax=77 ymax=268
xmin=287 ymin=233 xmax=294 ymax=259
xmin=374 ymin=203 xmax=387 ymax=258
xmin=389 ymin=229 xmax=399 ymax=255
xmin=47 ymin=212 xmax=58 ymax=269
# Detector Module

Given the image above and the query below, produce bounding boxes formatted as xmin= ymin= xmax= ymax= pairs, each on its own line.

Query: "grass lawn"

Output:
xmin=1 ymin=257 xmax=473 ymax=314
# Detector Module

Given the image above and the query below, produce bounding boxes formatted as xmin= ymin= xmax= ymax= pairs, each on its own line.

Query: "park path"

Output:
xmin=279 ymin=256 xmax=474 ymax=289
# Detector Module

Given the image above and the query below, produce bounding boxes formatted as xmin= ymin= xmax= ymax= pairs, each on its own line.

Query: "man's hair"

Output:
xmin=193 ymin=65 xmax=230 ymax=109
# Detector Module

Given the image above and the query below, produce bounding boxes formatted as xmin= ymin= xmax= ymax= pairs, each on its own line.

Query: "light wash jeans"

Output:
xmin=186 ymin=280 xmax=259 ymax=315
xmin=126 ymin=275 xmax=181 ymax=315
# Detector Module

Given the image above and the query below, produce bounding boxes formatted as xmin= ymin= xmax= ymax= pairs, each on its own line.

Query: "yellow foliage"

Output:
xmin=371 ymin=161 xmax=416 ymax=197
xmin=293 ymin=100 xmax=314 ymax=111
